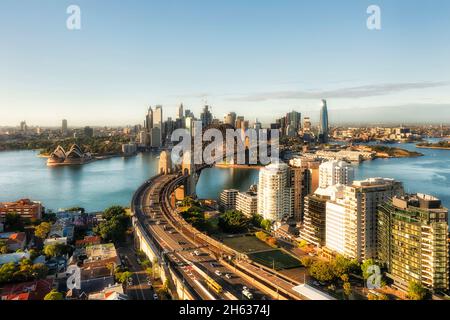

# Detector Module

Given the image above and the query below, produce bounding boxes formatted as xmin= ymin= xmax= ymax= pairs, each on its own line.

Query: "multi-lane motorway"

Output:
xmin=133 ymin=174 xmax=267 ymax=300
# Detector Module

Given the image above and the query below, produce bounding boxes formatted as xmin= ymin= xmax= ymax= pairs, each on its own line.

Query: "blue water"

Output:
xmin=0 ymin=141 xmax=449 ymax=214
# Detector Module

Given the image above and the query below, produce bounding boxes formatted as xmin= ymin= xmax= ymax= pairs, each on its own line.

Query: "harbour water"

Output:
xmin=0 ymin=141 xmax=449 ymax=214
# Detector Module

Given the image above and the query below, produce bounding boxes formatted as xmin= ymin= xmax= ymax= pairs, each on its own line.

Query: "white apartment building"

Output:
xmin=318 ymin=160 xmax=354 ymax=190
xmin=219 ymin=189 xmax=239 ymax=211
xmin=236 ymin=192 xmax=258 ymax=217
xmin=325 ymin=178 xmax=404 ymax=261
xmin=257 ymin=162 xmax=293 ymax=222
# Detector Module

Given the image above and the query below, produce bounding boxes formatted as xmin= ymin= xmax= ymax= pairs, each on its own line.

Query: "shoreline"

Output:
xmin=416 ymin=145 xmax=450 ymax=150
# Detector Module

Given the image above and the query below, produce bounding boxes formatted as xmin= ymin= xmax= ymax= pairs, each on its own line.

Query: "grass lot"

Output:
xmin=248 ymin=249 xmax=302 ymax=270
xmin=222 ymin=235 xmax=273 ymax=253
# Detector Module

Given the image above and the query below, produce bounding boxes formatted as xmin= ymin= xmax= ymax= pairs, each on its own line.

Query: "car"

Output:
xmin=242 ymin=288 xmax=253 ymax=300
xmin=153 ymin=293 xmax=159 ymax=300
xmin=215 ymin=270 xmax=222 ymax=276
xmin=225 ymin=273 xmax=232 ymax=279
xmin=308 ymin=252 xmax=316 ymax=257
xmin=194 ymin=250 xmax=201 ymax=256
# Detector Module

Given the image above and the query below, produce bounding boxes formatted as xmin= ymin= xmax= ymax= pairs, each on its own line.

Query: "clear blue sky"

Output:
xmin=1 ymin=0 xmax=449 ymax=126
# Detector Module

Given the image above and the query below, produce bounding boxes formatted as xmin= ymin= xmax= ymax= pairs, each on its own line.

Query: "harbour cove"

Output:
xmin=0 ymin=142 xmax=449 ymax=219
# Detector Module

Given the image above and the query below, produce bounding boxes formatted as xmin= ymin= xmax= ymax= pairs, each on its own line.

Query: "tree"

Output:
xmin=332 ymin=255 xmax=359 ymax=278
xmin=407 ymin=281 xmax=428 ymax=300
xmin=43 ymin=243 xmax=69 ymax=258
xmin=361 ymin=259 xmax=376 ymax=280
xmin=44 ymin=290 xmax=64 ymax=300
xmin=343 ymin=282 xmax=352 ymax=297
xmin=300 ymin=256 xmax=314 ymax=268
xmin=260 ymin=219 xmax=272 ymax=231
xmin=0 ymin=242 xmax=8 ymax=254
xmin=32 ymin=263 xmax=49 ymax=279
xmin=94 ymin=206 xmax=130 ymax=243
xmin=0 ymin=262 xmax=16 ymax=284
xmin=34 ymin=222 xmax=52 ymax=239
xmin=116 ymin=271 xmax=133 ymax=284
xmin=308 ymin=261 xmax=335 ymax=283
xmin=218 ymin=210 xmax=249 ymax=234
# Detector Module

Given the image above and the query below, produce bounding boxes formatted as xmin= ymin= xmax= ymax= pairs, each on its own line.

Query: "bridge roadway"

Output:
xmin=133 ymin=173 xmax=267 ymax=300
xmin=134 ymin=170 xmax=303 ymax=300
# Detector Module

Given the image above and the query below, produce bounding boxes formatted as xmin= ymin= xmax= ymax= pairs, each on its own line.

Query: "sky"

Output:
xmin=1 ymin=0 xmax=450 ymax=127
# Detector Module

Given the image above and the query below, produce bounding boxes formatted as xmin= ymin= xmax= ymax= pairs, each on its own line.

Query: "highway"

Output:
xmin=133 ymin=174 xmax=266 ymax=300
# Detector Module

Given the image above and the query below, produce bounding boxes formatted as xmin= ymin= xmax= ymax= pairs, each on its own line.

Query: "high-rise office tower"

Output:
xmin=319 ymin=160 xmax=354 ymax=189
xmin=377 ymin=194 xmax=449 ymax=292
xmin=224 ymin=112 xmax=237 ymax=127
xmin=153 ymin=105 xmax=163 ymax=144
xmin=200 ymin=105 xmax=213 ymax=127
xmin=325 ymin=178 xmax=404 ymax=261
xmin=62 ymin=119 xmax=68 ymax=135
xmin=145 ymin=106 xmax=153 ymax=133
xmin=257 ymin=162 xmax=294 ymax=222
xmin=178 ymin=103 xmax=184 ymax=119
xmin=235 ymin=116 xmax=245 ymax=129
xmin=319 ymin=99 xmax=329 ymax=143
xmin=286 ymin=111 xmax=301 ymax=130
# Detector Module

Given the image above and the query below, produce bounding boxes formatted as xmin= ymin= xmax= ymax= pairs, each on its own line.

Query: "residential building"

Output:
xmin=0 ymin=199 xmax=43 ymax=220
xmin=257 ymin=162 xmax=293 ymax=222
xmin=377 ymin=194 xmax=449 ymax=292
xmin=219 ymin=189 xmax=239 ymax=211
xmin=302 ymin=185 xmax=344 ymax=247
xmin=0 ymin=279 xmax=54 ymax=300
xmin=236 ymin=191 xmax=258 ymax=217
xmin=0 ymin=232 xmax=26 ymax=251
xmin=318 ymin=160 xmax=354 ymax=189
xmin=325 ymin=178 xmax=404 ymax=260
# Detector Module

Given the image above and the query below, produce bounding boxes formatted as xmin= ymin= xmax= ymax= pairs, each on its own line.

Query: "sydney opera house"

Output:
xmin=47 ymin=144 xmax=93 ymax=166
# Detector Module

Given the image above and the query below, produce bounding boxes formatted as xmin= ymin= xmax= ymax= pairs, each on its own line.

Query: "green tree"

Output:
xmin=43 ymin=243 xmax=70 ymax=258
xmin=44 ymin=290 xmax=64 ymax=300
xmin=332 ymin=255 xmax=360 ymax=278
xmin=32 ymin=263 xmax=49 ymax=279
xmin=407 ymin=281 xmax=428 ymax=300
xmin=308 ymin=261 xmax=335 ymax=283
xmin=0 ymin=242 xmax=8 ymax=254
xmin=0 ymin=262 xmax=16 ymax=284
xmin=260 ymin=219 xmax=272 ymax=231
xmin=34 ymin=222 xmax=52 ymax=239
xmin=300 ymin=256 xmax=314 ymax=268
xmin=218 ymin=210 xmax=249 ymax=234
xmin=116 ymin=271 xmax=133 ymax=284
xmin=361 ymin=259 xmax=376 ymax=280
xmin=343 ymin=282 xmax=352 ymax=297
xmin=94 ymin=206 xmax=130 ymax=243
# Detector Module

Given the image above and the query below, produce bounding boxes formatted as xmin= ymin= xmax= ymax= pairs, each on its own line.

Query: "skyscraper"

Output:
xmin=200 ymin=105 xmax=213 ymax=127
xmin=319 ymin=99 xmax=329 ymax=143
xmin=153 ymin=105 xmax=163 ymax=145
xmin=62 ymin=119 xmax=68 ymax=135
xmin=377 ymin=193 xmax=449 ymax=292
xmin=178 ymin=103 xmax=184 ymax=119
xmin=257 ymin=162 xmax=293 ymax=222
xmin=224 ymin=112 xmax=237 ymax=127
xmin=145 ymin=106 xmax=153 ymax=133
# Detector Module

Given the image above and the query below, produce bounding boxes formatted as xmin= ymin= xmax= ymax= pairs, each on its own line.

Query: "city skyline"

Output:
xmin=1 ymin=0 xmax=450 ymax=126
